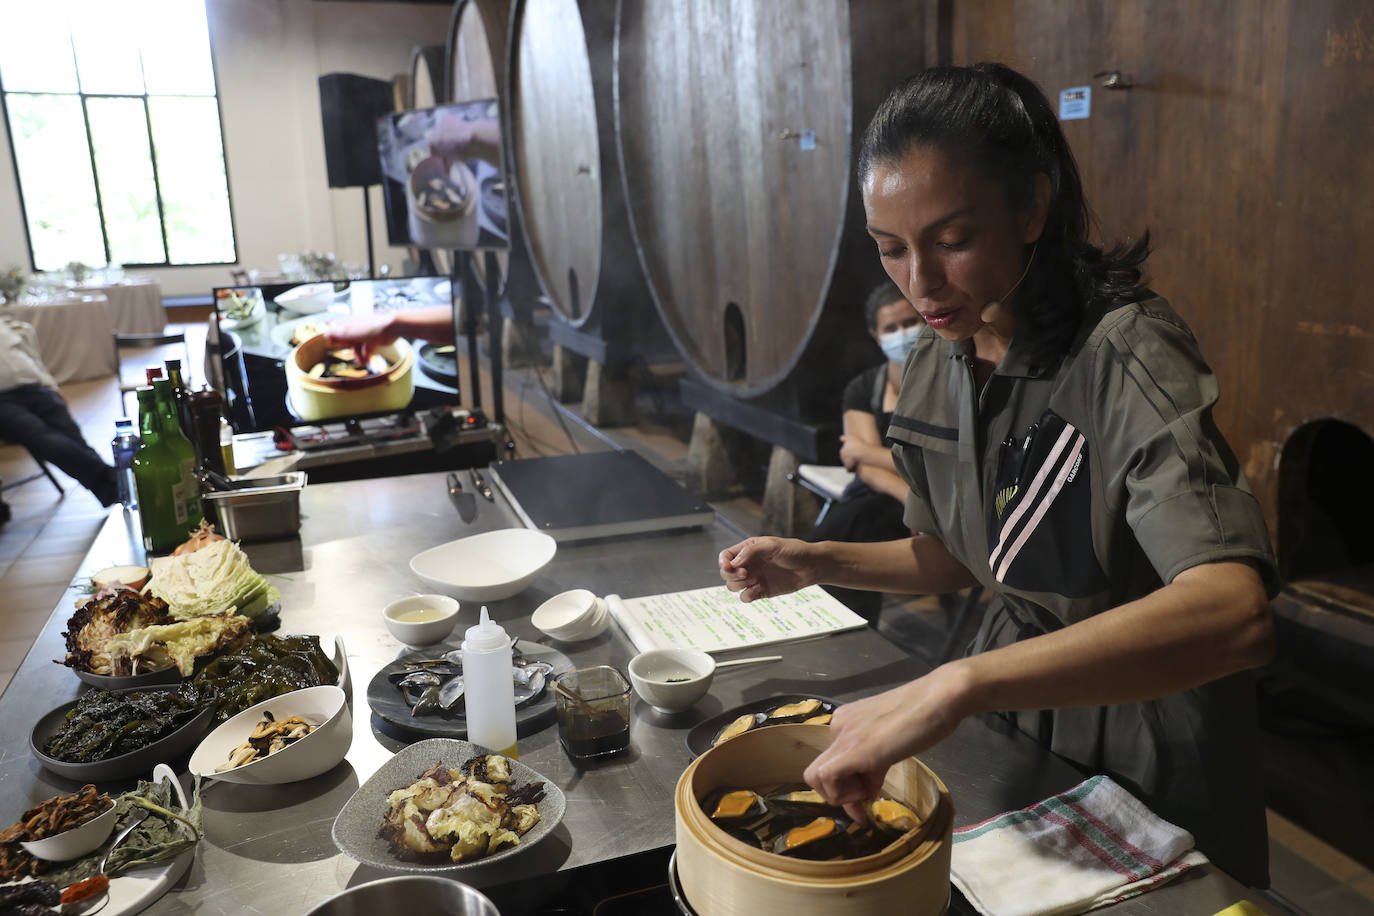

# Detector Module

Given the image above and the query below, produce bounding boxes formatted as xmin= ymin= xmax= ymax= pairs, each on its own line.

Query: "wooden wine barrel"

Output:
xmin=445 ymin=0 xmax=540 ymax=309
xmin=506 ymin=0 xmax=667 ymax=363
xmin=616 ymin=0 xmax=923 ymax=399
xmin=408 ymin=45 xmax=446 ymax=110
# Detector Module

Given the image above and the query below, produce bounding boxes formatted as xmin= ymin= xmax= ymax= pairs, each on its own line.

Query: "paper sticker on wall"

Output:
xmin=1059 ymin=87 xmax=1091 ymax=121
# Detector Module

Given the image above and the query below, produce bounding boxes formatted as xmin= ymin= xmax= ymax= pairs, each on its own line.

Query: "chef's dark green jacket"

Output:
xmin=887 ymin=294 xmax=1277 ymax=887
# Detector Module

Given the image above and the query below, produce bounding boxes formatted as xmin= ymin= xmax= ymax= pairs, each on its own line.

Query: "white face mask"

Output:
xmin=879 ymin=324 xmax=923 ymax=363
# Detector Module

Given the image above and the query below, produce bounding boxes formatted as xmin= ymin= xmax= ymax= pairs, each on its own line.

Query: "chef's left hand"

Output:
xmin=803 ymin=665 xmax=971 ymax=823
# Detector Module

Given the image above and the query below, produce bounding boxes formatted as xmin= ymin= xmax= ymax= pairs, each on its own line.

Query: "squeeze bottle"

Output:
xmin=461 ymin=606 xmax=518 ymax=758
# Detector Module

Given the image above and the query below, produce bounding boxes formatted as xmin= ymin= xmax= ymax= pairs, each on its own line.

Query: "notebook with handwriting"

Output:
xmin=607 ymin=585 xmax=867 ymax=654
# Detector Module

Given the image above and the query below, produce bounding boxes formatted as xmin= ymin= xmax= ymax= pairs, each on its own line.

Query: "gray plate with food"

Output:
xmin=365 ymin=639 xmax=572 ymax=740
xmin=331 ymin=738 xmax=565 ymax=874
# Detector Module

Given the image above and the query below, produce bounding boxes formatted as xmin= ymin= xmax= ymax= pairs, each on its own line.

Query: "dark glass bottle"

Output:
xmin=163 ymin=359 xmax=194 ymax=441
xmin=189 ymin=388 xmax=228 ymax=476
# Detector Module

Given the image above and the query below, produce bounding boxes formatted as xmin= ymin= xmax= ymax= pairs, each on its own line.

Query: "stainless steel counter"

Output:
xmin=0 ymin=469 xmax=1266 ymax=914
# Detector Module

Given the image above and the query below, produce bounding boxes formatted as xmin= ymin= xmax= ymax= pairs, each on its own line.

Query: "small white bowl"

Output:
xmin=20 ymin=797 xmax=117 ymax=861
xmin=532 ymin=589 xmax=608 ymax=642
xmin=188 ymin=685 xmax=351 ymax=785
xmin=410 ymin=529 xmax=557 ymax=602
xmin=382 ymin=594 xmax=461 ymax=646
xmin=628 ymin=648 xmax=716 ymax=714
xmin=274 ymin=282 xmax=337 ymax=315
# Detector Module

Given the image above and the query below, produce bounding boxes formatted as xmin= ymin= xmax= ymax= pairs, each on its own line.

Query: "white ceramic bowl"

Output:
xmin=381 ymin=594 xmax=461 ymax=646
xmin=188 ymin=685 xmax=352 ymax=785
xmin=531 ymin=589 xmax=607 ymax=642
xmin=20 ymin=796 xmax=117 ymax=861
xmin=274 ymin=282 xmax=337 ymax=315
xmin=410 ymin=529 xmax=557 ymax=602
xmin=628 ymin=648 xmax=716 ymax=714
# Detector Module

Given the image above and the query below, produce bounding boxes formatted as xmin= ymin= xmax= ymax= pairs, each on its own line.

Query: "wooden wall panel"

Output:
xmin=942 ymin=1 xmax=1374 ymax=539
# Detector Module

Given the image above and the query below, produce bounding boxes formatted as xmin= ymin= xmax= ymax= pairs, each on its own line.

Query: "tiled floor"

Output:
xmin=2 ymin=328 xmax=1373 ymax=915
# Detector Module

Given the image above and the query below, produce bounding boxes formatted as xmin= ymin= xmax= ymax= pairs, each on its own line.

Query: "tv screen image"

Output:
xmin=377 ymin=99 xmax=509 ymax=251
xmin=212 ymin=277 xmax=460 ymax=433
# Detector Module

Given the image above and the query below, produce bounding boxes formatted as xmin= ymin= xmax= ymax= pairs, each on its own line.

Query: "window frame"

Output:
xmin=0 ymin=13 xmax=239 ymax=272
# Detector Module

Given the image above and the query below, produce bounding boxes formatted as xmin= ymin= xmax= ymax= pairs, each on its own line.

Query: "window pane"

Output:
xmin=69 ymin=0 xmax=146 ymax=95
xmin=87 ymin=98 xmax=165 ymax=264
xmin=0 ymin=2 xmax=79 ymax=93
xmin=140 ymin=0 xmax=215 ymax=96
xmin=148 ymin=96 xmax=234 ymax=264
xmin=4 ymin=94 xmax=105 ymax=270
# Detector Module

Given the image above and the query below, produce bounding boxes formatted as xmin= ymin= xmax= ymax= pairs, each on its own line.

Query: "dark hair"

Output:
xmin=863 ymin=280 xmax=907 ymax=332
xmin=858 ymin=63 xmax=1150 ymax=365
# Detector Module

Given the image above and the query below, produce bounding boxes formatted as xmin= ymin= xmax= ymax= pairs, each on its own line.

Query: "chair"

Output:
xmin=790 ymin=464 xmax=856 ymax=528
xmin=114 ymin=330 xmax=190 ymax=415
xmin=0 ymin=444 xmax=64 ymax=496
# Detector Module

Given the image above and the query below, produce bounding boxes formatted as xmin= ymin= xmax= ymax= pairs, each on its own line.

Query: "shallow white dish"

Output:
xmin=1 ymin=765 xmax=195 ymax=916
xmin=20 ymin=797 xmax=117 ymax=861
xmin=382 ymin=594 xmax=461 ymax=647
xmin=188 ymin=685 xmax=351 ymax=785
xmin=628 ymin=648 xmax=716 ymax=714
xmin=273 ymin=282 xmax=338 ymax=315
xmin=410 ymin=529 xmax=557 ymax=602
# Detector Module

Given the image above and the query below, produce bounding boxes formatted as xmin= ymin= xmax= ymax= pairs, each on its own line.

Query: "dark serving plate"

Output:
xmin=684 ymin=694 xmax=842 ymax=758
xmin=30 ymin=685 xmax=215 ymax=783
xmin=365 ymin=639 xmax=573 ymax=740
xmin=72 ymin=665 xmax=182 ymax=691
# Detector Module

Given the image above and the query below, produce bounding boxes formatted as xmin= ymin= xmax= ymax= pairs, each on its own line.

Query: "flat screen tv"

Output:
xmin=212 ymin=277 xmax=460 ymax=433
xmin=376 ymin=98 xmax=510 ymax=251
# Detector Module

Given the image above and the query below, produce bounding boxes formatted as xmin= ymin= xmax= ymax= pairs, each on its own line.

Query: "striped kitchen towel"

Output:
xmin=950 ymin=775 xmax=1210 ymax=916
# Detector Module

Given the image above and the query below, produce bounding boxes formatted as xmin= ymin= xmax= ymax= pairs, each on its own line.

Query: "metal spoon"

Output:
xmin=98 ymin=807 xmax=150 ymax=874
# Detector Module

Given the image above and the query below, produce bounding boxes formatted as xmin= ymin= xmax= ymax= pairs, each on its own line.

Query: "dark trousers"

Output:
xmin=0 ymin=384 xmax=117 ymax=505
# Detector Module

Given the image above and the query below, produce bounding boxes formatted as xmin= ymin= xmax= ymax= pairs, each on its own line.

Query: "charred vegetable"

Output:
xmin=60 ymin=589 xmax=174 ymax=675
xmin=191 ymin=634 xmax=338 ymax=721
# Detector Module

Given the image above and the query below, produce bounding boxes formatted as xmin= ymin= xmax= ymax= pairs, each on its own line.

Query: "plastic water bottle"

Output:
xmin=111 ymin=419 xmax=141 ymax=508
xmin=461 ymin=606 xmax=518 ymax=758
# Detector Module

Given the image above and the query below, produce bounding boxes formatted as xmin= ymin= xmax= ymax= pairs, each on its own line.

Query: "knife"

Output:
xmin=447 ymin=472 xmax=477 ymax=523
xmin=469 ymin=467 xmax=494 ymax=502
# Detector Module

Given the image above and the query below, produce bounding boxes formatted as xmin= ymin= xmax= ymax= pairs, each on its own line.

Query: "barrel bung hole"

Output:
xmin=723 ymin=302 xmax=746 ymax=381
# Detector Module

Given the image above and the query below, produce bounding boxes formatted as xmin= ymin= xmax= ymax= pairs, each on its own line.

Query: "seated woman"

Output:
xmin=806 ymin=281 xmax=924 ymax=620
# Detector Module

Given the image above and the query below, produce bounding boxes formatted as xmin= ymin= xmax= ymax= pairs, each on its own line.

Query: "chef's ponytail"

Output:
xmin=859 ymin=63 xmax=1151 ymax=365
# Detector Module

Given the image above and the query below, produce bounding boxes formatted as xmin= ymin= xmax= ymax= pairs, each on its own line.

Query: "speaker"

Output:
xmin=318 ymin=72 xmax=394 ymax=188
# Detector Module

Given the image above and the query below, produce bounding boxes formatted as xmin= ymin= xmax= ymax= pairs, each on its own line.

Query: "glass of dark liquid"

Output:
xmin=553 ymin=666 xmax=631 ymax=761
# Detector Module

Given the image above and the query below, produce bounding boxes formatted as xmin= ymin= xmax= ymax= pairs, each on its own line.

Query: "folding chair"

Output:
xmin=789 ymin=464 xmax=856 ymax=528
xmin=114 ymin=330 xmax=189 ymax=415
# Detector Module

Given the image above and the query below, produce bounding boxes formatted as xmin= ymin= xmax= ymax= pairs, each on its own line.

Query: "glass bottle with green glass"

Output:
xmin=132 ymin=381 xmax=204 ymax=553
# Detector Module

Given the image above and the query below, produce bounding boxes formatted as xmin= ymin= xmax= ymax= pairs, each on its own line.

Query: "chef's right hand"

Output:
xmin=718 ymin=537 xmax=817 ymax=602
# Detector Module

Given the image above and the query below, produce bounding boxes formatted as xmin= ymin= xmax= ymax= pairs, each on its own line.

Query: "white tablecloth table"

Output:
xmin=68 ymin=276 xmax=164 ymax=334
xmin=0 ymin=294 xmax=116 ymax=383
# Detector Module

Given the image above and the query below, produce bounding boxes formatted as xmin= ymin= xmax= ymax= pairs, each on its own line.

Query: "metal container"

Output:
xmin=200 ymin=472 xmax=306 ymax=542
xmin=303 ymin=875 xmax=499 ymax=915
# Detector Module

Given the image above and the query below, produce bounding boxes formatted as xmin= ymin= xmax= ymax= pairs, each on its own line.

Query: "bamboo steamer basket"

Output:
xmin=674 ymin=724 xmax=952 ymax=916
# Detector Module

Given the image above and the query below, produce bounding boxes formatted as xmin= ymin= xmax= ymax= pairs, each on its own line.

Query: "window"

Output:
xmin=0 ymin=0 xmax=236 ymax=270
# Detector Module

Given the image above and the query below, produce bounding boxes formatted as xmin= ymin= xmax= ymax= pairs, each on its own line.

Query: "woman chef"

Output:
xmin=718 ymin=63 xmax=1278 ymax=886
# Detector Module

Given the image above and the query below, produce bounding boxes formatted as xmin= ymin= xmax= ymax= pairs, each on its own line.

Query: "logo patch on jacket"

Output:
xmin=987 ymin=410 xmax=1108 ymax=597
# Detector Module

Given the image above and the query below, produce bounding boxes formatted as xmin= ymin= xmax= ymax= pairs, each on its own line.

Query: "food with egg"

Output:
xmin=379 ymin=755 xmax=545 ymax=863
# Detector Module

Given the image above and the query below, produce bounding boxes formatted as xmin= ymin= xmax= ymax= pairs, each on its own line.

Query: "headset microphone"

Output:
xmin=980 ymin=244 xmax=1038 ymax=325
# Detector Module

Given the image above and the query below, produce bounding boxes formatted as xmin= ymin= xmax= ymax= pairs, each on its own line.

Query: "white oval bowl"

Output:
xmin=410 ymin=529 xmax=557 ymax=602
xmin=188 ymin=685 xmax=351 ymax=785
xmin=382 ymin=594 xmax=460 ymax=647
xmin=628 ymin=648 xmax=716 ymax=714
xmin=20 ymin=797 xmax=117 ymax=861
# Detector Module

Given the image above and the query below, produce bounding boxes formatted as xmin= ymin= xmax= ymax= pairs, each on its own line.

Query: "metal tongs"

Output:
xmin=447 ymin=472 xmax=477 ymax=523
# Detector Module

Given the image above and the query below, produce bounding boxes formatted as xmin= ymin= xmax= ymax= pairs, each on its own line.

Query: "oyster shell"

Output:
xmin=770 ymin=816 xmax=847 ymax=858
xmin=701 ymin=787 xmax=768 ymax=822
xmin=802 ymin=713 xmax=833 ymax=725
xmin=764 ymin=786 xmax=843 ymax=816
xmin=712 ymin=712 xmax=766 ymax=746
xmin=767 ymin=698 xmax=824 ymax=722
